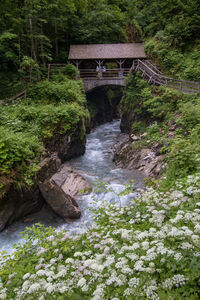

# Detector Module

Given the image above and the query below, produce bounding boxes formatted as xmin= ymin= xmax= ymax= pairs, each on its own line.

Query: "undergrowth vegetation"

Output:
xmin=145 ymin=38 xmax=200 ymax=81
xmin=0 ymin=172 xmax=200 ymax=299
xmin=0 ymin=77 xmax=88 ymax=193
xmin=121 ymin=73 xmax=200 ymax=187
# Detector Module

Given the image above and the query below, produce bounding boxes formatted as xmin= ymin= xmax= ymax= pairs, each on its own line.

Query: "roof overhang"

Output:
xmin=68 ymin=43 xmax=146 ymax=60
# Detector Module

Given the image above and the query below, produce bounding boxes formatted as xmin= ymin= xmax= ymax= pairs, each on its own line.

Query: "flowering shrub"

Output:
xmin=0 ymin=173 xmax=200 ymax=299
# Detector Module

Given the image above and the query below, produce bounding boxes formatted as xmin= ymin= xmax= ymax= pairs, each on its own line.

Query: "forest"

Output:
xmin=1 ymin=0 xmax=200 ymax=96
xmin=0 ymin=0 xmax=200 ymax=299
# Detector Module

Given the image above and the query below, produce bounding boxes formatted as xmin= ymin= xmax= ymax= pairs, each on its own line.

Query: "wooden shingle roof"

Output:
xmin=68 ymin=43 xmax=146 ymax=60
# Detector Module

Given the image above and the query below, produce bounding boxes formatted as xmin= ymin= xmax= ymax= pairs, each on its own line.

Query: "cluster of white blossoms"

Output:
xmin=0 ymin=282 xmax=7 ymax=300
xmin=0 ymin=172 xmax=199 ymax=299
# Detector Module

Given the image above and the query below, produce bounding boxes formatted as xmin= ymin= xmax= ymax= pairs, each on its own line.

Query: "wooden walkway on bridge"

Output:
xmin=78 ymin=59 xmax=200 ymax=94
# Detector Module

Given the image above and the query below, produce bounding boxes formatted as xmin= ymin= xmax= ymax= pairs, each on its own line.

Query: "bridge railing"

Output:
xmin=135 ymin=59 xmax=200 ymax=94
xmin=0 ymin=90 xmax=27 ymax=104
xmin=79 ymin=68 xmax=130 ymax=79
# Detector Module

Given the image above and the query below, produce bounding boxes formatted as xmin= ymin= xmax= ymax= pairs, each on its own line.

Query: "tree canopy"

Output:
xmin=1 ymin=0 xmax=200 ymax=86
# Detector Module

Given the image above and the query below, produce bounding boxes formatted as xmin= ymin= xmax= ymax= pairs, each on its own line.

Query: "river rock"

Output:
xmin=113 ymin=136 xmax=165 ymax=179
xmin=39 ymin=180 xmax=81 ymax=220
xmin=39 ymin=166 xmax=91 ymax=221
xmin=0 ymin=153 xmax=61 ymax=232
xmin=130 ymin=134 xmax=140 ymax=141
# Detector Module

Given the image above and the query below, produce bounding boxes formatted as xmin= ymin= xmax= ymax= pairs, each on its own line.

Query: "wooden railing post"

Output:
xmin=47 ymin=64 xmax=50 ymax=81
xmin=180 ymin=81 xmax=182 ymax=91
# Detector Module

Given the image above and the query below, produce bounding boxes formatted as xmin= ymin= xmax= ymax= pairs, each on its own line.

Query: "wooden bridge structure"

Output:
xmin=1 ymin=43 xmax=200 ymax=102
xmin=68 ymin=43 xmax=200 ymax=94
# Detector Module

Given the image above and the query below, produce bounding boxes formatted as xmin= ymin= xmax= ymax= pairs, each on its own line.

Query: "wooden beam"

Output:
xmin=116 ymin=59 xmax=126 ymax=69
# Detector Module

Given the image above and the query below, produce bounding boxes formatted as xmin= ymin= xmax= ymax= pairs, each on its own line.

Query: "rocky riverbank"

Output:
xmin=113 ymin=132 xmax=165 ymax=179
xmin=0 ymin=124 xmax=87 ymax=232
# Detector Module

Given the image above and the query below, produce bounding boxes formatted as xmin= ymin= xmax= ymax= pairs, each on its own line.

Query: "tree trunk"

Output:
xmin=27 ymin=0 xmax=41 ymax=81
xmin=55 ymin=21 xmax=58 ymax=58
xmin=40 ymin=24 xmax=46 ymax=66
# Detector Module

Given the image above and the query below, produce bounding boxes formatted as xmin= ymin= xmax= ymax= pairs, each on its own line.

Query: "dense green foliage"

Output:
xmin=1 ymin=0 xmax=200 ymax=93
xmin=0 ymin=77 xmax=88 ymax=191
xmin=121 ymin=73 xmax=200 ymax=185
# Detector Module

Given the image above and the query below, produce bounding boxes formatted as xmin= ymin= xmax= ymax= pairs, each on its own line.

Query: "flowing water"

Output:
xmin=0 ymin=120 xmax=144 ymax=254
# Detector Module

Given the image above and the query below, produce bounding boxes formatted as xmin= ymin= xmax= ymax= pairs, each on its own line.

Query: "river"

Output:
xmin=0 ymin=120 xmax=144 ymax=254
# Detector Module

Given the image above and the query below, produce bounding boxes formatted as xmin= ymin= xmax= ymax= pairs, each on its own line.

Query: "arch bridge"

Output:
xmin=80 ymin=69 xmax=127 ymax=92
xmin=68 ymin=43 xmax=146 ymax=93
xmin=68 ymin=43 xmax=200 ymax=94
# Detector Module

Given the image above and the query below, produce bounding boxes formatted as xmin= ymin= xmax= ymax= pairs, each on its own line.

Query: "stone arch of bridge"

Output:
xmin=83 ymin=78 xmax=125 ymax=93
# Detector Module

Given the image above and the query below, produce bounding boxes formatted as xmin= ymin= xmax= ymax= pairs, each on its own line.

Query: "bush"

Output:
xmin=63 ymin=63 xmax=78 ymax=80
xmin=167 ymin=136 xmax=200 ymax=178
xmin=0 ymin=77 xmax=88 ymax=191
xmin=27 ymin=79 xmax=86 ymax=105
xmin=177 ymin=100 xmax=200 ymax=131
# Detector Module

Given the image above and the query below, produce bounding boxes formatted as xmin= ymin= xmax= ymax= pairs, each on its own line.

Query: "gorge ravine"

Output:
xmin=0 ymin=120 xmax=144 ymax=254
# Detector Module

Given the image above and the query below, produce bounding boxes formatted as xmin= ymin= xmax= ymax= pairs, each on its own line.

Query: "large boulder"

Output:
xmin=0 ymin=153 xmax=61 ymax=232
xmin=39 ymin=166 xmax=91 ymax=221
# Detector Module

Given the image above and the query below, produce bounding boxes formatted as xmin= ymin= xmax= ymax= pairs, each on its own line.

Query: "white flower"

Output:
xmin=27 ymin=283 xmax=41 ymax=293
xmin=0 ymin=293 xmax=7 ymax=300
xmin=81 ymin=284 xmax=88 ymax=292
xmin=172 ymin=274 xmax=185 ymax=287
xmin=121 ymin=229 xmax=131 ymax=240
xmin=8 ymin=273 xmax=16 ymax=280
xmin=194 ymin=224 xmax=200 ymax=233
xmin=74 ymin=252 xmax=83 ymax=257
xmin=163 ymin=278 xmax=173 ymax=290
xmin=77 ymin=278 xmax=86 ymax=287
xmin=126 ymin=253 xmax=139 ymax=262
xmin=22 ymin=273 xmax=30 ymax=280
xmin=90 ymin=263 xmax=104 ymax=272
xmin=44 ymin=283 xmax=55 ymax=294
xmin=50 ymin=258 xmax=57 ymax=264
xmin=174 ymin=253 xmax=183 ymax=261
xmin=141 ymin=241 xmax=149 ymax=250
xmin=129 ymin=277 xmax=140 ymax=288
xmin=36 ymin=270 xmax=46 ymax=276
xmin=124 ymin=288 xmax=131 ymax=296
xmin=65 ymin=258 xmax=74 ymax=264
xmin=47 ymin=235 xmax=55 ymax=241
xmin=37 ymin=248 xmax=47 ymax=256
xmin=134 ymin=260 xmax=144 ymax=271
xmin=92 ymin=284 xmax=105 ymax=300
xmin=180 ymin=242 xmax=193 ymax=250
xmin=22 ymin=280 xmax=30 ymax=291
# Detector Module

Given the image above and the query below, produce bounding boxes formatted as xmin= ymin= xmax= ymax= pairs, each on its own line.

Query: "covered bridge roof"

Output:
xmin=68 ymin=43 xmax=146 ymax=60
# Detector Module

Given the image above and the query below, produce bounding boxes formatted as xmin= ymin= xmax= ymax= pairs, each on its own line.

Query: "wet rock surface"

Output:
xmin=39 ymin=166 xmax=91 ymax=222
xmin=113 ymin=133 xmax=165 ymax=178
xmin=52 ymin=166 xmax=91 ymax=197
